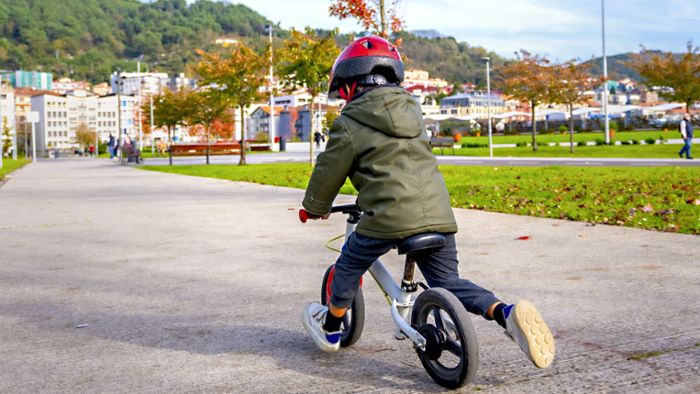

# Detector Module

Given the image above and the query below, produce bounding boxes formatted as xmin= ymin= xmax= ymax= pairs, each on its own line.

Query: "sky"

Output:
xmin=220 ymin=0 xmax=700 ymax=61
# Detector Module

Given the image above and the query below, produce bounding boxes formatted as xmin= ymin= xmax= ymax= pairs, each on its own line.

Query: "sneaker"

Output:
xmin=302 ymin=303 xmax=341 ymax=352
xmin=503 ymin=300 xmax=555 ymax=368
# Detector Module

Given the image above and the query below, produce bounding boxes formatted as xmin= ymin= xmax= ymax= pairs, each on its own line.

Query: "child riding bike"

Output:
xmin=301 ymin=36 xmax=555 ymax=370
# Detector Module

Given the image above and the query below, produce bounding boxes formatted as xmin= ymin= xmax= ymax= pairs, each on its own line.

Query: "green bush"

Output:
xmin=631 ymin=139 xmax=639 ymax=145
xmin=558 ymin=125 xmax=569 ymax=133
xmin=621 ymin=140 xmax=631 ymax=145
xmin=515 ymin=141 xmax=528 ymax=147
xmin=596 ymin=138 xmax=607 ymax=146
xmin=644 ymin=137 xmax=656 ymax=145
xmin=577 ymin=141 xmax=587 ymax=147
xmin=462 ymin=142 xmax=489 ymax=148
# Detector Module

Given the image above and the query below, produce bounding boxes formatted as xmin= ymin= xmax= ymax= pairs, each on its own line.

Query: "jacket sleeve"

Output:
xmin=302 ymin=119 xmax=355 ymax=215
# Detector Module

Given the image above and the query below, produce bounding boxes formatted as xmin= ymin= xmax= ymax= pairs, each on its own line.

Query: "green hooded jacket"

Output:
xmin=302 ymin=86 xmax=457 ymax=239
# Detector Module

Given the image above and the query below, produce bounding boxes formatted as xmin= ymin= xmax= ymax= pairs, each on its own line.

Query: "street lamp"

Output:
xmin=482 ymin=56 xmax=493 ymax=158
xmin=264 ymin=24 xmax=277 ymax=151
xmin=601 ymin=0 xmax=610 ymax=144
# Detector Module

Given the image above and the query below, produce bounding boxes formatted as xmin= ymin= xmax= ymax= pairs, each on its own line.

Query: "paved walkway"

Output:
xmin=1 ymin=160 xmax=698 ymax=393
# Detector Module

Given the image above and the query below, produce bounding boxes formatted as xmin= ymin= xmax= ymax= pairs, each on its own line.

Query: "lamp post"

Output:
xmin=264 ymin=24 xmax=277 ymax=151
xmin=601 ymin=0 xmax=610 ymax=144
xmin=150 ymin=94 xmax=154 ymax=156
xmin=482 ymin=56 xmax=493 ymax=158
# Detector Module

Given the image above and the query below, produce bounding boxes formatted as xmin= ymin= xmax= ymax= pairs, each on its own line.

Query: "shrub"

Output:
xmin=621 ymin=140 xmax=631 ymax=145
xmin=558 ymin=125 xmax=569 ymax=133
xmin=578 ymin=141 xmax=587 ymax=147
xmin=631 ymin=139 xmax=639 ymax=145
xmin=596 ymin=138 xmax=607 ymax=146
xmin=462 ymin=142 xmax=488 ymax=148
xmin=658 ymin=135 xmax=666 ymax=144
xmin=644 ymin=137 xmax=656 ymax=145
xmin=515 ymin=141 xmax=528 ymax=147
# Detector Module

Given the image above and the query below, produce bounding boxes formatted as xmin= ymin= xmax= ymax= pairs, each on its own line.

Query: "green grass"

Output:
xmin=1 ymin=158 xmax=30 ymax=180
xmin=455 ymin=130 xmax=675 ymax=145
xmin=437 ymin=144 xmax=685 ymax=158
xmin=141 ymin=163 xmax=700 ymax=234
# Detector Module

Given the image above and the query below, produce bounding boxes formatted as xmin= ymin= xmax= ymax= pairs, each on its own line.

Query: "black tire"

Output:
xmin=320 ymin=264 xmax=365 ymax=347
xmin=411 ymin=288 xmax=479 ymax=389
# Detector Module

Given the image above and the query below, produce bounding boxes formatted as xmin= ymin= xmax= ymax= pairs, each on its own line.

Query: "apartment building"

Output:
xmin=440 ymin=93 xmax=506 ymax=118
xmin=30 ymin=90 xmax=139 ymax=156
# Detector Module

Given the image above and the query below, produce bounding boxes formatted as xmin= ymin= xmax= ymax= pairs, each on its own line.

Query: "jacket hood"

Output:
xmin=341 ymin=87 xmax=423 ymax=138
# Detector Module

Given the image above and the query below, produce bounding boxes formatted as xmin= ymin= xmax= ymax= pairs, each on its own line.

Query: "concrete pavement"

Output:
xmin=1 ymin=160 xmax=699 ymax=393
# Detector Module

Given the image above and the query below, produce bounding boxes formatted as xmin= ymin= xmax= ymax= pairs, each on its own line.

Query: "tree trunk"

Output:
xmin=379 ymin=0 xmax=387 ymax=38
xmin=530 ymin=100 xmax=538 ymax=151
xmin=309 ymin=95 xmax=315 ymax=167
xmin=239 ymin=106 xmax=246 ymax=166
xmin=168 ymin=126 xmax=173 ymax=166
xmin=569 ymin=104 xmax=575 ymax=153
xmin=206 ymin=124 xmax=210 ymax=165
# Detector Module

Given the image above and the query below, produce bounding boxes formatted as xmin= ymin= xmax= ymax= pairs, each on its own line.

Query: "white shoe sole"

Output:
xmin=302 ymin=305 xmax=340 ymax=353
xmin=507 ymin=300 xmax=555 ymax=368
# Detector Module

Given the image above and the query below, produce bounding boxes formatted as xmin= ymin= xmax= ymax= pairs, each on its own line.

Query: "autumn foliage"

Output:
xmin=329 ymin=0 xmax=404 ymax=41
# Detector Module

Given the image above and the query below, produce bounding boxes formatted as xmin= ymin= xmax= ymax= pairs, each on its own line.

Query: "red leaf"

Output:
xmin=515 ymin=236 xmax=531 ymax=240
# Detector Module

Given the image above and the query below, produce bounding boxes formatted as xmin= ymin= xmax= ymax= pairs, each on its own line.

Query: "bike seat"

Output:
xmin=397 ymin=233 xmax=447 ymax=255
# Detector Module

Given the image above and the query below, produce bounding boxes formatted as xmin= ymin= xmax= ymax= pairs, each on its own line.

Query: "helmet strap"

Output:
xmin=339 ymin=81 xmax=358 ymax=101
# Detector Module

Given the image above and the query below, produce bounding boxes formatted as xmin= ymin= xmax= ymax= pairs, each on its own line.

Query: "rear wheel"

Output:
xmin=411 ymin=288 xmax=479 ymax=389
xmin=321 ymin=264 xmax=365 ymax=347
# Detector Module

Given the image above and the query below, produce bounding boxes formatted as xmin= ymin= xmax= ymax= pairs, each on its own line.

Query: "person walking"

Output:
xmin=108 ymin=133 xmax=116 ymax=160
xmin=678 ymin=113 xmax=694 ymax=159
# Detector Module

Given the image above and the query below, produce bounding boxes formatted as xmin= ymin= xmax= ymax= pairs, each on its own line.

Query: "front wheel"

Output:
xmin=321 ymin=264 xmax=365 ymax=347
xmin=411 ymin=288 xmax=479 ymax=389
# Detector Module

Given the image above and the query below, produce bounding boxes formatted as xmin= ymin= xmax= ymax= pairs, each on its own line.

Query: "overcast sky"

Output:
xmin=220 ymin=0 xmax=699 ymax=61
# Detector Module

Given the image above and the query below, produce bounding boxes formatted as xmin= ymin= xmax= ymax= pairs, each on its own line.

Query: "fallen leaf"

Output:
xmin=515 ymin=235 xmax=530 ymax=240
xmin=641 ymin=204 xmax=653 ymax=212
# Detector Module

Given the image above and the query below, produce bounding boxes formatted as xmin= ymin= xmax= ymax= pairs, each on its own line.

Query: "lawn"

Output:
xmin=0 ymin=158 xmax=30 ymax=180
xmin=141 ymin=163 xmax=700 ymax=234
xmin=437 ymin=144 xmax=686 ymax=159
xmin=453 ymin=130 xmax=675 ymax=145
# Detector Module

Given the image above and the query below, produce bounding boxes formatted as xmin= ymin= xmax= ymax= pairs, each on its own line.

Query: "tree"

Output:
xmin=277 ymin=28 xmax=339 ymax=165
xmin=74 ymin=122 xmax=95 ymax=149
xmin=187 ymin=91 xmax=233 ymax=165
xmin=329 ymin=0 xmax=404 ymax=41
xmin=498 ymin=50 xmax=553 ymax=151
xmin=549 ymin=61 xmax=592 ymax=153
xmin=629 ymin=42 xmax=700 ymax=113
xmin=152 ymin=88 xmax=197 ymax=165
xmin=195 ymin=44 xmax=266 ymax=165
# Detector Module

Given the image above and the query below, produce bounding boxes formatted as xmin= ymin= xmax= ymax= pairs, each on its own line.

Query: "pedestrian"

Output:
xmin=300 ymin=36 xmax=555 ymax=369
xmin=108 ymin=133 xmax=116 ymax=159
xmin=678 ymin=113 xmax=694 ymax=160
xmin=314 ymin=130 xmax=322 ymax=148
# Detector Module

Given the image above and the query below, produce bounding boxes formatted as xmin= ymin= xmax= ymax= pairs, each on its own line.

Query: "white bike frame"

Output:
xmin=343 ymin=220 xmax=427 ymax=350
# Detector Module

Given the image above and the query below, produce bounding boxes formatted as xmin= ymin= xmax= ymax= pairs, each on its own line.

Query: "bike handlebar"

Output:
xmin=299 ymin=204 xmax=361 ymax=223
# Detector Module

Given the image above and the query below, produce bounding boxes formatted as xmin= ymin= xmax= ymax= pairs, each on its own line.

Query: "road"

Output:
xmin=1 ymin=160 xmax=698 ymax=393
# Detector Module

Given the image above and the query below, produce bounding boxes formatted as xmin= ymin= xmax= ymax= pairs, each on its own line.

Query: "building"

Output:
xmin=30 ymin=90 xmax=139 ymax=156
xmin=1 ymin=80 xmax=16 ymax=156
xmin=168 ymin=73 xmax=197 ymax=92
xmin=0 ymin=70 xmax=53 ymax=90
xmin=295 ymin=103 xmax=336 ymax=141
xmin=110 ymin=72 xmax=169 ymax=96
xmin=403 ymin=69 xmax=449 ymax=90
xmin=52 ymin=77 xmax=91 ymax=95
xmin=92 ymin=82 xmax=111 ymax=97
xmin=440 ymin=92 xmax=506 ymax=118
xmin=248 ymin=106 xmax=284 ymax=140
xmin=273 ymin=89 xmax=343 ymax=108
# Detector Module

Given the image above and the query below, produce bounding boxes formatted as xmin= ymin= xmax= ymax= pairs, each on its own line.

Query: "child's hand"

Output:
xmin=299 ymin=209 xmax=330 ymax=223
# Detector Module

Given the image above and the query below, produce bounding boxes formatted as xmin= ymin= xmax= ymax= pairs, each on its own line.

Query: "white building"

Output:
xmin=110 ymin=72 xmax=169 ymax=96
xmin=1 ymin=81 xmax=16 ymax=156
xmin=273 ymin=90 xmax=343 ymax=108
xmin=30 ymin=90 xmax=139 ymax=156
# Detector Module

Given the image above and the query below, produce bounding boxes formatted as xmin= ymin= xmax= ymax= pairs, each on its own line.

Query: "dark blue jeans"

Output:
xmin=679 ymin=138 xmax=693 ymax=158
xmin=330 ymin=232 xmax=501 ymax=319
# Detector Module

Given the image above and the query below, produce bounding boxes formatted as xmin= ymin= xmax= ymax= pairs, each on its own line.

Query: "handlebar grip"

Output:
xmin=299 ymin=209 xmax=309 ymax=223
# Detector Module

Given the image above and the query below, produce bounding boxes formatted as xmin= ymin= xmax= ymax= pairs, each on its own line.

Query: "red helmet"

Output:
xmin=329 ymin=36 xmax=404 ymax=99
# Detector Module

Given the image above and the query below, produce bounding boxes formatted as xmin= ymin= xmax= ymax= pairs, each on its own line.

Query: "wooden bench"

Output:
xmin=169 ymin=143 xmax=241 ymax=156
xmin=430 ymin=138 xmax=457 ymax=155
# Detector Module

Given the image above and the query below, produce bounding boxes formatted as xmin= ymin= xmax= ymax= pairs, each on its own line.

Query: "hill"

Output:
xmin=0 ymin=0 xmax=270 ymax=82
xmin=583 ymin=53 xmax=642 ymax=81
xmin=0 ymin=0 xmax=514 ymax=86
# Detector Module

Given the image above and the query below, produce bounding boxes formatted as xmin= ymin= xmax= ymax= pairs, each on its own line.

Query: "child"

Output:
xmin=301 ymin=36 xmax=555 ymax=369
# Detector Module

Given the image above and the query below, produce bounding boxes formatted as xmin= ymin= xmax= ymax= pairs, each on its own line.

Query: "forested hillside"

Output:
xmin=0 ymin=0 xmax=270 ymax=82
